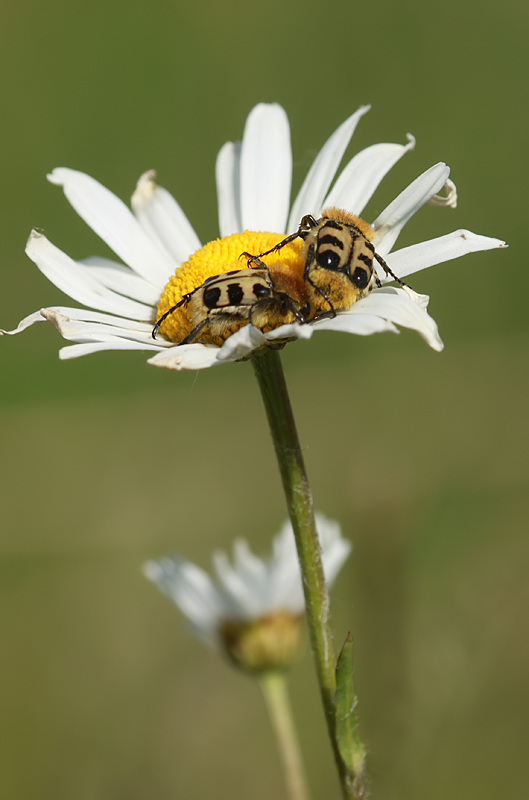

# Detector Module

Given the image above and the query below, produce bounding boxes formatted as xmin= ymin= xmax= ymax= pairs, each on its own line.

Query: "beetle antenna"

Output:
xmin=373 ymin=252 xmax=414 ymax=291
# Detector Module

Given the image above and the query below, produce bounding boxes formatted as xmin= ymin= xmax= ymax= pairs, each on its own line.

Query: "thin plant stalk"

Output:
xmin=260 ymin=671 xmax=311 ymax=800
xmin=252 ymin=348 xmax=364 ymax=799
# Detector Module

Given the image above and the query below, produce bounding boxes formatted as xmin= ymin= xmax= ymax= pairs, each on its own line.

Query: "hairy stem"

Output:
xmin=252 ymin=348 xmax=363 ymax=798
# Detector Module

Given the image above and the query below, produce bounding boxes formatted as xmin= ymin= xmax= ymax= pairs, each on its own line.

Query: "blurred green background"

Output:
xmin=0 ymin=0 xmax=527 ymax=798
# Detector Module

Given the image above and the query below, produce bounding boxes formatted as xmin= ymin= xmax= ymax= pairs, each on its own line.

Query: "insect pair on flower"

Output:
xmin=152 ymin=206 xmax=409 ymax=346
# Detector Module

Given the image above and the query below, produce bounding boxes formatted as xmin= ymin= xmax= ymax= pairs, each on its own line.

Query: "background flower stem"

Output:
xmin=259 ymin=670 xmax=311 ymax=800
xmin=252 ymin=348 xmax=364 ymax=799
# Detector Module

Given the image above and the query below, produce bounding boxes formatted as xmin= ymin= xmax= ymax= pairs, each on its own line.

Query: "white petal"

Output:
xmin=216 ymin=324 xmax=267 ymax=362
xmin=351 ymin=288 xmax=444 ymax=351
xmin=311 ymin=313 xmax=399 ymax=336
xmin=147 ymin=343 xmax=221 ymax=371
xmin=79 ymin=256 xmax=163 ymax=306
xmin=323 ymin=135 xmax=416 ymax=215
xmin=26 ymin=231 xmax=156 ymax=320
xmin=131 ymin=170 xmax=201 ymax=264
xmin=384 ymin=229 xmax=508 ymax=279
xmin=59 ymin=340 xmax=164 ymax=360
xmin=216 ymin=141 xmax=243 ymax=237
xmin=264 ymin=322 xmax=314 ymax=342
xmin=240 ymin=103 xmax=292 ymax=233
xmin=48 ymin=168 xmax=174 ymax=286
xmin=372 ymin=163 xmax=451 ymax=256
xmin=0 ymin=309 xmax=47 ymax=335
xmin=288 ymin=106 xmax=370 ymax=230
xmin=40 ymin=308 xmax=168 ymax=347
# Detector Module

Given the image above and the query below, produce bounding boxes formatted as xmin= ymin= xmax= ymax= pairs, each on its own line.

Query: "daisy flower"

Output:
xmin=143 ymin=514 xmax=350 ymax=672
xmin=1 ymin=104 xmax=505 ymax=369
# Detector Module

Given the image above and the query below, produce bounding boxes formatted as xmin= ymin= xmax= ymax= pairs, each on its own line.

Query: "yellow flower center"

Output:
xmin=156 ymin=231 xmax=304 ymax=343
xmin=219 ymin=610 xmax=304 ymax=673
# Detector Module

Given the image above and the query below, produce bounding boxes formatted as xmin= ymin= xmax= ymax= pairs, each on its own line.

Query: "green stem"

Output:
xmin=252 ymin=348 xmax=363 ymax=799
xmin=260 ymin=671 xmax=311 ymax=800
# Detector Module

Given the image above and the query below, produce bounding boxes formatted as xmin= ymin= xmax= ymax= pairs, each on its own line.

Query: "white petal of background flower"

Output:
xmin=240 ymin=103 xmax=292 ymax=234
xmin=213 ymin=550 xmax=263 ymax=619
xmin=48 ymin=168 xmax=174 ymax=286
xmin=373 ymin=162 xmax=451 ymax=256
xmin=323 ymin=134 xmax=416 ymax=216
xmin=288 ymin=105 xmax=371 ymax=230
xmin=317 ymin=516 xmax=352 ymax=586
xmin=143 ymin=514 xmax=351 ymax=647
xmin=143 ymin=557 xmax=225 ymax=647
xmin=216 ymin=140 xmax=243 ymax=237
xmin=131 ymin=170 xmax=201 ymax=265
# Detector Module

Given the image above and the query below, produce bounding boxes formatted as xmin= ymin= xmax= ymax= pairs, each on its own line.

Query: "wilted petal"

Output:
xmin=48 ymin=168 xmax=174 ymax=286
xmin=1 ymin=309 xmax=47 ymax=335
xmin=427 ymin=178 xmax=457 ymax=208
xmin=132 ymin=170 xmax=201 ymax=265
xmin=40 ymin=308 xmax=166 ymax=347
xmin=373 ymin=163 xmax=450 ymax=255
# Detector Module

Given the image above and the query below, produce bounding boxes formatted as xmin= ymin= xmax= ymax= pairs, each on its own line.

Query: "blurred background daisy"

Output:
xmin=0 ymin=1 xmax=526 ymax=800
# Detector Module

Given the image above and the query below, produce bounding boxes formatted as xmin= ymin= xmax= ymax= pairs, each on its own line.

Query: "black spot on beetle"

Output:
xmin=227 ymin=283 xmax=244 ymax=305
xmin=351 ymin=267 xmax=369 ymax=288
xmin=204 ymin=286 xmax=222 ymax=308
xmin=358 ymin=253 xmax=373 ymax=267
xmin=253 ymin=282 xmax=271 ymax=299
xmin=319 ymin=234 xmax=344 ymax=249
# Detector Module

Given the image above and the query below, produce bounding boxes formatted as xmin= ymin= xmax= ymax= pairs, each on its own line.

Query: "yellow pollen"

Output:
xmin=156 ymin=231 xmax=304 ymax=343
